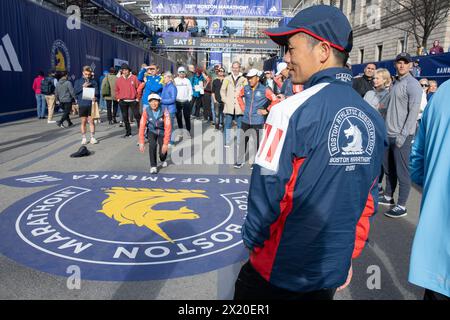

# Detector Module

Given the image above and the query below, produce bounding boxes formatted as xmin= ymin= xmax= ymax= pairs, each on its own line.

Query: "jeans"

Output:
xmin=224 ymin=113 xmax=242 ymax=145
xmin=169 ymin=112 xmax=176 ymax=144
xmin=237 ymin=122 xmax=263 ymax=164
xmin=191 ymin=96 xmax=203 ymax=118
xmin=36 ymin=94 xmax=46 ymax=118
xmin=214 ymin=102 xmax=224 ymax=129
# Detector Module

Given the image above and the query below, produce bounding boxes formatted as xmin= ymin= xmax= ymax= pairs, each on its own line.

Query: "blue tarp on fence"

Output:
xmin=0 ymin=0 xmax=160 ymax=123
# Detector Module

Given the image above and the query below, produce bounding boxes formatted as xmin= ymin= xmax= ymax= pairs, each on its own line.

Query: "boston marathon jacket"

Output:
xmin=243 ymin=67 xmax=387 ymax=293
xmin=237 ymin=83 xmax=279 ymax=125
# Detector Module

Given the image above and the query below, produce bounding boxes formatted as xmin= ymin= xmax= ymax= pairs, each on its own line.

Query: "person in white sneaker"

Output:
xmin=138 ymin=94 xmax=172 ymax=174
xmin=74 ymin=66 xmax=99 ymax=145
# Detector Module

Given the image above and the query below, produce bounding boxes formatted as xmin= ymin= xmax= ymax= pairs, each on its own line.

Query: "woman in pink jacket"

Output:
xmin=32 ymin=71 xmax=46 ymax=119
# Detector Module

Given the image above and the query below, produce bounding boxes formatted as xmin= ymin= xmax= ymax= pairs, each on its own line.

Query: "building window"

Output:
xmin=376 ymin=44 xmax=383 ymax=61
xmin=351 ymin=0 xmax=356 ymax=13
xmin=366 ymin=0 xmax=372 ymax=6
xmin=397 ymin=39 xmax=405 ymax=54
xmin=340 ymin=0 xmax=344 ymax=11
xmin=359 ymin=48 xmax=365 ymax=64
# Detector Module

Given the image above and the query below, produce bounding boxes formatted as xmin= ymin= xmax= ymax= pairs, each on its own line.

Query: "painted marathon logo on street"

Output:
xmin=0 ymin=172 xmax=249 ymax=281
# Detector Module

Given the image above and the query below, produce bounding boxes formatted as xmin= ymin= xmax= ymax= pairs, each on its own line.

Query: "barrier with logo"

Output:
xmin=352 ymin=52 xmax=450 ymax=85
xmin=0 ymin=172 xmax=249 ymax=281
xmin=0 ymin=0 xmax=172 ymax=123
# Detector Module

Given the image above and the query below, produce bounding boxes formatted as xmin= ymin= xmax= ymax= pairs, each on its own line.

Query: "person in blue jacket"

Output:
xmin=190 ymin=68 xmax=205 ymax=119
xmin=161 ymin=72 xmax=178 ymax=145
xmin=138 ymin=63 xmax=163 ymax=106
xmin=409 ymin=79 xmax=450 ymax=300
xmin=233 ymin=5 xmax=387 ymax=300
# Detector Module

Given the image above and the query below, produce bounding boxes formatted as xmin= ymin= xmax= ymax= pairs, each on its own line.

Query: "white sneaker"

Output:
xmin=150 ymin=167 xmax=157 ymax=174
xmin=81 ymin=137 xmax=87 ymax=145
xmin=47 ymin=120 xmax=56 ymax=124
xmin=161 ymin=161 xmax=168 ymax=168
xmin=90 ymin=137 xmax=98 ymax=144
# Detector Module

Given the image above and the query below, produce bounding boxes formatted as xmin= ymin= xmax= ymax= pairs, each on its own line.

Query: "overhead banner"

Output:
xmin=151 ymin=0 xmax=282 ymax=18
xmin=155 ymin=35 xmax=279 ymax=50
xmin=209 ymin=52 xmax=223 ymax=67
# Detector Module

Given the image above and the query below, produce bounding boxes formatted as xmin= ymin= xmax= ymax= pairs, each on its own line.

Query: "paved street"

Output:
xmin=0 ymin=113 xmax=424 ymax=300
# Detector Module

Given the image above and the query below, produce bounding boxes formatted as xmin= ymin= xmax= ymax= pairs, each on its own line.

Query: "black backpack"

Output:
xmin=41 ymin=77 xmax=55 ymax=95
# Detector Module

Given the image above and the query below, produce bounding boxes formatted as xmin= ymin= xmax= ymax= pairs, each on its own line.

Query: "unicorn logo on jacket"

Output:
xmin=342 ymin=119 xmax=363 ymax=154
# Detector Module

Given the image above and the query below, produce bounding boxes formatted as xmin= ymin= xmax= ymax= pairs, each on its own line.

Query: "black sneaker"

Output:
xmin=384 ymin=205 xmax=407 ymax=218
xmin=234 ymin=163 xmax=244 ymax=169
xmin=68 ymin=122 xmax=74 ymax=127
xmin=123 ymin=134 xmax=132 ymax=138
xmin=378 ymin=195 xmax=395 ymax=206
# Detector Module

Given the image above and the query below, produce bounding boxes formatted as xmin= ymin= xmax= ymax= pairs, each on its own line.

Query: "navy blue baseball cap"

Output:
xmin=264 ymin=5 xmax=353 ymax=53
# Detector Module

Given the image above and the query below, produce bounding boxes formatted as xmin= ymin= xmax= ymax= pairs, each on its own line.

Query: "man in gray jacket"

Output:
xmin=379 ymin=52 xmax=422 ymax=218
xmin=55 ymin=71 xmax=76 ymax=128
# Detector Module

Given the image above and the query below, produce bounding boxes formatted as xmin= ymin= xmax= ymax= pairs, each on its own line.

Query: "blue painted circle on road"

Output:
xmin=0 ymin=172 xmax=249 ymax=281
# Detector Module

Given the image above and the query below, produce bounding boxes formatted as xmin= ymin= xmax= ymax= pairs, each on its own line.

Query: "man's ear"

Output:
xmin=318 ymin=42 xmax=332 ymax=64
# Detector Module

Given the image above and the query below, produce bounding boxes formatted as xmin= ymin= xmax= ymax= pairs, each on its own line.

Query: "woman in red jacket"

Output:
xmin=138 ymin=94 xmax=172 ymax=174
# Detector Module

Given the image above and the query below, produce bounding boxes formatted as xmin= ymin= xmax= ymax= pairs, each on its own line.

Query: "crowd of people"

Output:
xmin=29 ymin=4 xmax=449 ymax=301
xmin=31 ymin=59 xmax=304 ymax=173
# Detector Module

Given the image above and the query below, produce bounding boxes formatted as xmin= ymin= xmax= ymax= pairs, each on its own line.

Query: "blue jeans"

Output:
xmin=224 ymin=114 xmax=242 ymax=145
xmin=36 ymin=94 xmax=46 ymax=118
xmin=169 ymin=112 xmax=176 ymax=144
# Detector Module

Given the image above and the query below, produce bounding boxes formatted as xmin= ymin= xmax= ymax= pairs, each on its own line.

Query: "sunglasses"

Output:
xmin=421 ymin=84 xmax=429 ymax=87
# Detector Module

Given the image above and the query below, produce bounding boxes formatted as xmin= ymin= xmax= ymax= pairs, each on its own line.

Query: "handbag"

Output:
xmin=91 ymin=101 xmax=100 ymax=119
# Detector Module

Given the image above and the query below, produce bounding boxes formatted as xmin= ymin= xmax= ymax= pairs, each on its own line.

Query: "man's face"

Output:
xmin=285 ymin=33 xmax=322 ymax=84
xmin=395 ymin=60 xmax=412 ymax=76
xmin=364 ymin=64 xmax=376 ymax=78
xmin=218 ymin=70 xmax=225 ymax=77
xmin=179 ymin=72 xmax=186 ymax=78
xmin=265 ymin=72 xmax=272 ymax=79
xmin=231 ymin=63 xmax=240 ymax=76
xmin=150 ymin=99 xmax=160 ymax=110
xmin=247 ymin=76 xmax=259 ymax=88
xmin=83 ymin=70 xmax=92 ymax=79
xmin=148 ymin=65 xmax=157 ymax=76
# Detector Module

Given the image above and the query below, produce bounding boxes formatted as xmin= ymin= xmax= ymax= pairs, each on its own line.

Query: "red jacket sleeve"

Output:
xmin=163 ymin=110 xmax=172 ymax=146
xmin=352 ymin=180 xmax=377 ymax=259
xmin=137 ymin=82 xmax=145 ymax=102
xmin=237 ymin=87 xmax=245 ymax=112
xmin=115 ymin=78 xmax=121 ymax=101
xmin=265 ymin=88 xmax=280 ymax=111
xmin=138 ymin=109 xmax=148 ymax=145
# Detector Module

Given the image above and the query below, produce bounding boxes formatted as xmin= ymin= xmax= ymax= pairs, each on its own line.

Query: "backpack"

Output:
xmin=101 ymin=77 xmax=111 ymax=97
xmin=41 ymin=77 xmax=55 ymax=95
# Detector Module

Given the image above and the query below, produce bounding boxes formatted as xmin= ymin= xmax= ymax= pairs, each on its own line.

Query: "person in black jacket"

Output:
xmin=352 ymin=63 xmax=376 ymax=97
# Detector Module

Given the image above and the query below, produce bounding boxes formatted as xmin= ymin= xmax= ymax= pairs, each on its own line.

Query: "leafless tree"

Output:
xmin=387 ymin=0 xmax=450 ymax=49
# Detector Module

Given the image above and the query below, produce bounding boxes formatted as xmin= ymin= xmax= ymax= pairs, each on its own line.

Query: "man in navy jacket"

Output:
xmin=234 ymin=5 xmax=387 ymax=300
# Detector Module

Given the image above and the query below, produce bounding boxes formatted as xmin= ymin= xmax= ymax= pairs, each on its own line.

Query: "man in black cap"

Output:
xmin=234 ymin=5 xmax=387 ymax=300
xmin=379 ymin=52 xmax=422 ymax=219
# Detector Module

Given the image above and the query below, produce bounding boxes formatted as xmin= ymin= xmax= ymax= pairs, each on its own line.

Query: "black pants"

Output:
xmin=202 ymin=94 xmax=212 ymax=121
xmin=176 ymin=101 xmax=191 ymax=132
xmin=214 ymin=102 xmax=224 ymax=129
xmin=148 ymin=132 xmax=167 ymax=167
xmin=234 ymin=261 xmax=336 ymax=300
xmin=237 ymin=122 xmax=263 ymax=164
xmin=58 ymin=102 xmax=73 ymax=125
xmin=424 ymin=289 xmax=450 ymax=300
xmin=383 ymin=136 xmax=413 ymax=206
xmin=119 ymin=101 xmax=141 ymax=135
xmin=192 ymin=96 xmax=203 ymax=118
xmin=106 ymin=100 xmax=118 ymax=122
